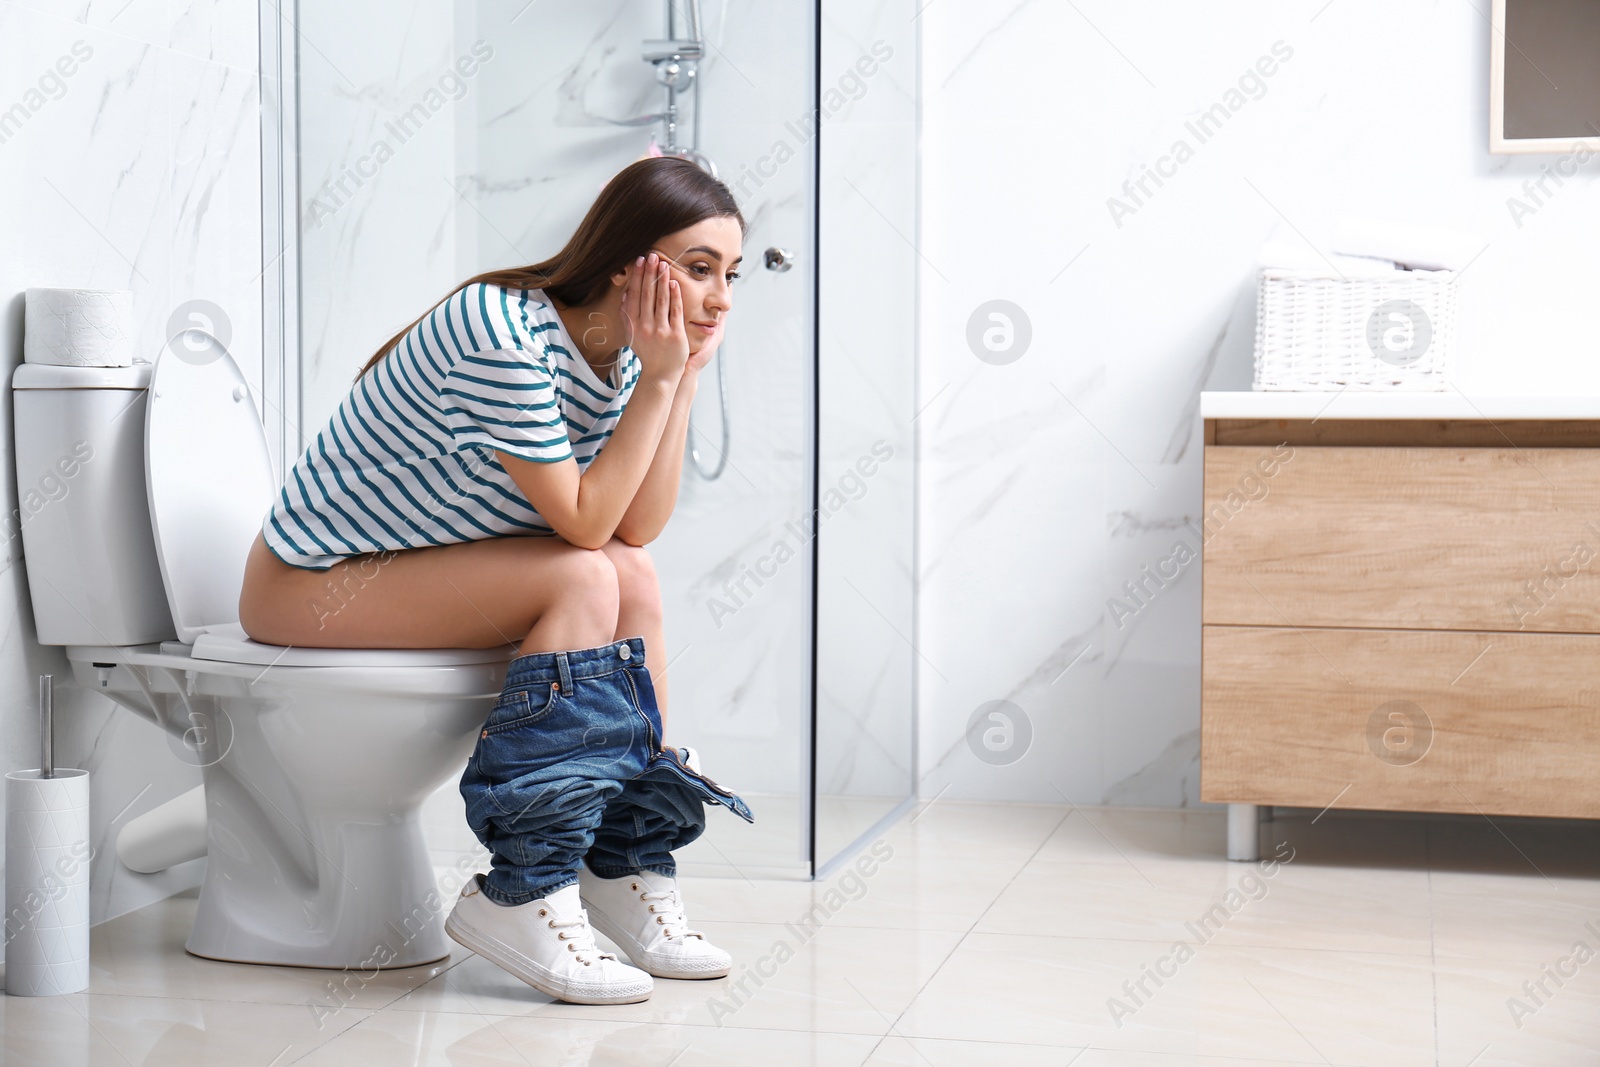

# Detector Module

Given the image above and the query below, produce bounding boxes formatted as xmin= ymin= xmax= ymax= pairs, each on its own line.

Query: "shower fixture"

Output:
xmin=627 ymin=1 xmax=717 ymax=178
xmin=631 ymin=1 xmax=730 ymax=481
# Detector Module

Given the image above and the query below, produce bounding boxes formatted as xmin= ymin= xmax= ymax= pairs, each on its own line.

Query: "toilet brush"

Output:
xmin=4 ymin=674 xmax=91 ymax=995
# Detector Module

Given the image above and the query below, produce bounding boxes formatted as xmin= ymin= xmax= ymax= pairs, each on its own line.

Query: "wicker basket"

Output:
xmin=1252 ymin=266 xmax=1458 ymax=391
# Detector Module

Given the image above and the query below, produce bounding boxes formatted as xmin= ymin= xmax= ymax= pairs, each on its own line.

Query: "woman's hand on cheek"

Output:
xmin=685 ymin=327 xmax=724 ymax=375
xmin=620 ymin=253 xmax=689 ymax=383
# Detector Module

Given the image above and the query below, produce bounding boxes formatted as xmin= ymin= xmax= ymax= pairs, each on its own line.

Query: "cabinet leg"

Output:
xmin=1227 ymin=803 xmax=1260 ymax=862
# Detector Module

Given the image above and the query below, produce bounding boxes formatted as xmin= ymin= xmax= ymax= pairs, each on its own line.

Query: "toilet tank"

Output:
xmin=11 ymin=362 xmax=177 ymax=646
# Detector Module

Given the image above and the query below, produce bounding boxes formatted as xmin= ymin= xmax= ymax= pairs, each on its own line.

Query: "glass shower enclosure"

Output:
xmin=261 ymin=0 xmax=917 ymax=878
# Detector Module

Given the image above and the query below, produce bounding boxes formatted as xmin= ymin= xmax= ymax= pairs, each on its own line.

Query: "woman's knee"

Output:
xmin=601 ymin=539 xmax=662 ymax=620
xmin=547 ymin=543 xmax=621 ymax=621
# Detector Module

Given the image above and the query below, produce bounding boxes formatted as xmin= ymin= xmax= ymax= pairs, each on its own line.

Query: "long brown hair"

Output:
xmin=355 ymin=155 xmax=746 ymax=380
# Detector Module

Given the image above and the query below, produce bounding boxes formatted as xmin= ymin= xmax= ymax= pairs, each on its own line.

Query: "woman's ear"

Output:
xmin=610 ymin=262 xmax=631 ymax=288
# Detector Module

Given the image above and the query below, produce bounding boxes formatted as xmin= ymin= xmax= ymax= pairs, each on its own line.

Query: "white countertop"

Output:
xmin=1200 ymin=390 xmax=1600 ymax=421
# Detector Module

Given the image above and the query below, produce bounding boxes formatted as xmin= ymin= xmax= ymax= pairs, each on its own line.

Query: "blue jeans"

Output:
xmin=459 ymin=635 xmax=754 ymax=905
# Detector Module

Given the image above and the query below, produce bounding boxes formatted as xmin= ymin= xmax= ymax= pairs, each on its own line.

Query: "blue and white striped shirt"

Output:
xmin=263 ymin=283 xmax=640 ymax=571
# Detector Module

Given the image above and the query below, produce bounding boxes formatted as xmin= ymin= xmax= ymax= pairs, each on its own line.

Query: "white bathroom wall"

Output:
xmin=915 ymin=0 xmax=1600 ymax=805
xmin=0 ymin=0 xmax=264 ymax=932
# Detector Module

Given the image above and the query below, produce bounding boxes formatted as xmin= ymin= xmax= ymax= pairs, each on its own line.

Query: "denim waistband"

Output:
xmin=501 ymin=636 xmax=645 ymax=691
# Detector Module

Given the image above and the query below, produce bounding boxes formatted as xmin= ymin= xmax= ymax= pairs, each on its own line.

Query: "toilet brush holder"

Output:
xmin=4 ymin=675 xmax=90 ymax=996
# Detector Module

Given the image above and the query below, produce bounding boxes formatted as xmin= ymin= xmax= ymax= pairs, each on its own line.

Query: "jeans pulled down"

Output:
xmin=459 ymin=636 xmax=754 ymax=904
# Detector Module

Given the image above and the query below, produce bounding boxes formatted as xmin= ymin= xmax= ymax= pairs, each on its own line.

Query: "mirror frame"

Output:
xmin=1489 ymin=0 xmax=1600 ymax=154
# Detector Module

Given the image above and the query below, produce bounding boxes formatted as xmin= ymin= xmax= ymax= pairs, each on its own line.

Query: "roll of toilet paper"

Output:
xmin=5 ymin=769 xmax=91 ymax=996
xmin=23 ymin=288 xmax=133 ymax=368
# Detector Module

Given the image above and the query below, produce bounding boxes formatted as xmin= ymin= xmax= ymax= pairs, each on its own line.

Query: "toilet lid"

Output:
xmin=145 ymin=339 xmax=277 ymax=643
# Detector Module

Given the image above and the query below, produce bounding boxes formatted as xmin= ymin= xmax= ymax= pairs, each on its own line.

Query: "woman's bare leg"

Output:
xmin=239 ymin=531 xmax=619 ymax=656
xmin=598 ymin=538 xmax=670 ymax=736
xmin=239 ymin=531 xmax=686 ymax=734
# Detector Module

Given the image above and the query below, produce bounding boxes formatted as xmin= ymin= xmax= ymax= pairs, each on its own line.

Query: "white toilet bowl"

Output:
xmin=12 ymin=344 xmax=518 ymax=969
xmin=64 ymin=628 xmax=512 ymax=968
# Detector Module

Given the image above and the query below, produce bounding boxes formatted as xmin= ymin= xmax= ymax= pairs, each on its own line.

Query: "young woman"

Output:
xmin=238 ymin=156 xmax=753 ymax=1005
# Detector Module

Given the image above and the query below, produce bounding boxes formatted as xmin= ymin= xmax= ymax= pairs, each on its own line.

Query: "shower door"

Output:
xmin=276 ymin=0 xmax=914 ymax=879
xmin=812 ymin=1 xmax=919 ymax=874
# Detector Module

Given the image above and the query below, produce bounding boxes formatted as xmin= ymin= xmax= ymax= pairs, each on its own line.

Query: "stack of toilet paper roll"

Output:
xmin=24 ymin=287 xmax=133 ymax=367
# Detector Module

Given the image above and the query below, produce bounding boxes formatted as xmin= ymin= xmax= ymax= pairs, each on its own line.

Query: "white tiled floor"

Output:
xmin=4 ymin=801 xmax=1600 ymax=1065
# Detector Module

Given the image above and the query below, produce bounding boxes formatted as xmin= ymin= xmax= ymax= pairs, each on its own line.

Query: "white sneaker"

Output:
xmin=444 ymin=873 xmax=653 ymax=1004
xmin=578 ymin=868 xmax=732 ymax=979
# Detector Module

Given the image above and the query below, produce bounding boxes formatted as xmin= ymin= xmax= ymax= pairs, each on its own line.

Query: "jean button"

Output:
xmin=619 ymin=644 xmax=632 ymax=661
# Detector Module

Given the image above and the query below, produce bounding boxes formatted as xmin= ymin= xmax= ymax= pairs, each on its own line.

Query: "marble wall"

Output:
xmin=915 ymin=0 xmax=1600 ymax=806
xmin=295 ymin=1 xmax=469 ymax=450
xmin=0 ymin=0 xmax=264 ymax=934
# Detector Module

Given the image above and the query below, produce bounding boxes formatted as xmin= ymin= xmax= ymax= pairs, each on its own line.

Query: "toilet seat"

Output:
xmin=190 ymin=621 xmax=518 ymax=667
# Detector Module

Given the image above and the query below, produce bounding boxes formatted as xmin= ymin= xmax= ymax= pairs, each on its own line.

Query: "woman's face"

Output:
xmin=648 ymin=216 xmax=743 ymax=354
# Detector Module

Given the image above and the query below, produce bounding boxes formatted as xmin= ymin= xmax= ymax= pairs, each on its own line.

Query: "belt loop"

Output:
xmin=556 ymin=651 xmax=573 ymax=693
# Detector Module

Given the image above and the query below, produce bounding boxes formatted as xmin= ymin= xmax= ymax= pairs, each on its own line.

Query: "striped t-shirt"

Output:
xmin=262 ymin=283 xmax=641 ymax=570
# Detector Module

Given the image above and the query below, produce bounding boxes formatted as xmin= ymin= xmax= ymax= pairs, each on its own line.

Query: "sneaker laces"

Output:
xmin=547 ymin=906 xmax=618 ymax=966
xmin=639 ymin=885 xmax=706 ymax=942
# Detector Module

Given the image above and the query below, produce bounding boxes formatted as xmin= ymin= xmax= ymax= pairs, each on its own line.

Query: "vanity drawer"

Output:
xmin=1199 ymin=625 xmax=1600 ymax=818
xmin=1202 ymin=445 xmax=1600 ymax=633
